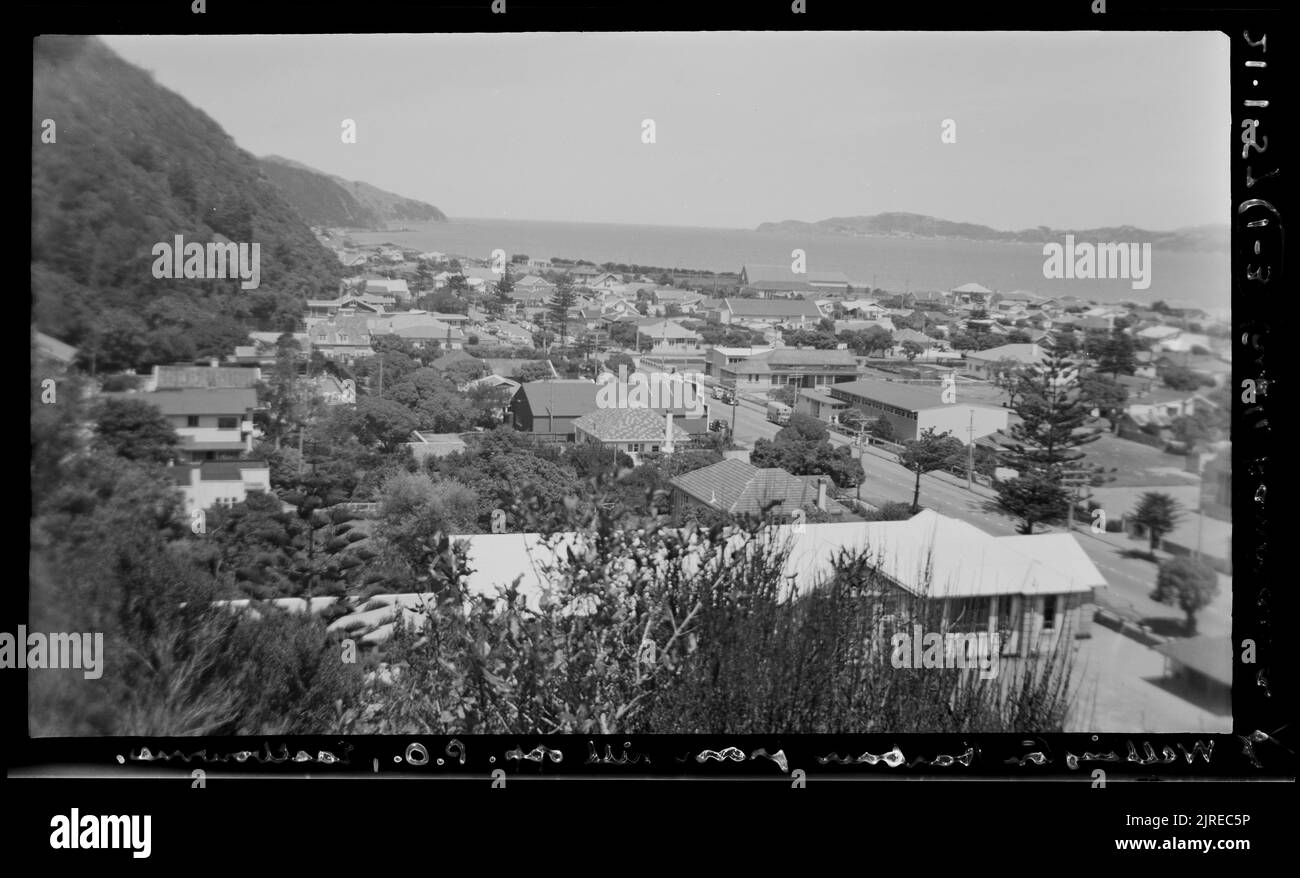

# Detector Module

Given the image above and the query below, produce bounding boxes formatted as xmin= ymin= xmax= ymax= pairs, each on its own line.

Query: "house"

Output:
xmin=889 ymin=328 xmax=945 ymax=358
xmin=566 ymin=265 xmax=602 ymax=284
xmin=670 ymin=458 xmax=852 ymax=519
xmin=795 ymin=387 xmax=850 ymax=424
xmin=305 ymin=293 xmax=392 ymax=320
xmin=719 ymin=348 xmax=862 ymax=394
xmin=836 ymin=317 xmax=896 ymax=335
xmin=482 ymin=323 xmax=535 ymax=347
xmin=712 ymin=297 xmax=825 ymax=328
xmin=406 ymin=431 xmax=470 ymax=463
xmin=962 ymin=343 xmax=1047 ymax=379
xmin=771 ymin=509 xmax=1104 ymax=655
xmin=841 ymin=300 xmax=888 ymax=319
xmin=1137 ymin=325 xmax=1182 ymax=345
xmin=486 ymin=359 xmax=555 ymax=381
xmin=636 ymin=319 xmax=703 ymax=353
xmin=572 ymin=408 xmax=691 ymax=456
xmin=1153 ymin=635 xmax=1231 ymax=714
xmin=900 ymin=290 xmax=952 ymax=309
xmin=150 ymin=363 xmax=262 ymax=391
xmin=1125 ymin=387 xmax=1197 ymax=426
xmin=165 ymin=460 xmax=271 ymax=513
xmin=508 ymin=380 xmax=601 ymax=442
xmin=652 ymin=288 xmax=706 ymax=313
xmin=827 ymin=379 xmax=1009 ymax=444
xmin=116 ymin=387 xmax=258 ymax=462
xmin=363 ymin=278 xmax=411 ymax=302
xmin=950 ymin=282 xmax=994 ymax=308
xmin=311 ymin=316 xmax=375 ymax=362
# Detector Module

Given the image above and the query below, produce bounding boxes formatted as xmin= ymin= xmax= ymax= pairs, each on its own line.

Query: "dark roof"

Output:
xmin=517 ymin=380 xmax=601 ymax=417
xmin=1154 ymin=635 xmax=1231 ymax=686
xmin=721 ymin=297 xmax=824 ymax=319
xmin=671 ymin=458 xmax=849 ymax=516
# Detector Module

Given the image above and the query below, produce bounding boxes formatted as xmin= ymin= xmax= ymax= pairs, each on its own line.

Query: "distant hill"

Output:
xmin=259 ymin=155 xmax=446 ymax=229
xmin=754 ymin=212 xmax=1228 ymax=252
xmin=32 ymin=36 xmax=344 ymax=370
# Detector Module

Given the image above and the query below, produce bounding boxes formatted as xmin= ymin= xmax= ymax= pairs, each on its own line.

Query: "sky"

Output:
xmin=102 ymin=32 xmax=1230 ymax=231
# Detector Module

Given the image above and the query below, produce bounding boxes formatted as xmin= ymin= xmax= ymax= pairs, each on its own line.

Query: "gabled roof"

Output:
xmin=670 ymin=458 xmax=849 ymax=516
xmin=516 ymin=380 xmax=601 ymax=417
xmin=573 ymin=408 xmax=691 ymax=443
xmin=636 ymin=319 xmax=702 ymax=340
xmin=773 ymin=509 xmax=1104 ymax=599
xmin=951 ymin=282 xmax=993 ymax=294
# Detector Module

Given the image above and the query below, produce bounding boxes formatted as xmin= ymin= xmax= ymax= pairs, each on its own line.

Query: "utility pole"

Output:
xmin=966 ymin=410 xmax=974 ymax=491
xmin=378 ymin=356 xmax=384 ymax=399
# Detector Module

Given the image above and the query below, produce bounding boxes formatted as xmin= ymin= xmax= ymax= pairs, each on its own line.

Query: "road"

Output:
xmin=714 ymin=395 xmax=1231 ymax=640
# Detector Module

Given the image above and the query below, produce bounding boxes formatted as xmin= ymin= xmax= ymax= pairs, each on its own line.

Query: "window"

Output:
xmin=186 ymin=416 xmax=200 ymax=428
xmin=996 ymin=595 xmax=1017 ymax=632
xmin=651 ymin=445 xmax=659 ymax=453
xmin=948 ymin=597 xmax=991 ymax=633
xmin=217 ymin=417 xmax=238 ymax=430
xmin=1042 ymin=596 xmax=1058 ymax=631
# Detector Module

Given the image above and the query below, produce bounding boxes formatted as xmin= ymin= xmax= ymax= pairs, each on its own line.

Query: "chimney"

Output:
xmin=817 ymin=480 xmax=828 ymax=513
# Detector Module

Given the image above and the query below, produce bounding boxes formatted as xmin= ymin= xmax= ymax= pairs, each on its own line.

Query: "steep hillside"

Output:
xmin=31 ymin=36 xmax=343 ymax=370
xmin=260 ymin=155 xmax=446 ymax=228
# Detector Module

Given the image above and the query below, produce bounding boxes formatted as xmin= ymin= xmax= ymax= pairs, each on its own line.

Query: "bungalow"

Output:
xmin=165 ymin=460 xmax=271 ymax=513
xmin=889 ymin=328 xmax=945 ymax=358
xmin=827 ymin=379 xmax=1009 ymax=444
xmin=572 ymin=408 xmax=691 ymax=456
xmin=841 ymin=300 xmax=889 ymax=319
xmin=720 ymin=347 xmax=862 ymax=393
xmin=962 ymin=343 xmax=1047 ymax=379
xmin=1125 ymin=387 xmax=1198 ymax=427
xmin=704 ymin=346 xmax=774 ymax=379
xmin=305 ymin=294 xmax=392 ymax=320
xmin=670 ymin=458 xmax=852 ymax=520
xmin=712 ymin=297 xmax=825 ymax=328
xmin=567 ymin=265 xmax=602 ymax=283
xmin=773 ymin=509 xmax=1104 ymax=656
xmin=636 ymin=319 xmax=703 ymax=353
xmin=652 ymin=288 xmax=706 ymax=313
xmin=509 ymin=380 xmax=601 ymax=442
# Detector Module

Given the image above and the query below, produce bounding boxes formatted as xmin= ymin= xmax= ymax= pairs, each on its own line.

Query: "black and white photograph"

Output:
xmin=30 ymin=28 xmax=1244 ymax=748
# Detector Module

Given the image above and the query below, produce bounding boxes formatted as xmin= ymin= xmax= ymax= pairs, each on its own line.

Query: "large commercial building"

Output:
xmin=827 ymin=379 xmax=1008 ymax=444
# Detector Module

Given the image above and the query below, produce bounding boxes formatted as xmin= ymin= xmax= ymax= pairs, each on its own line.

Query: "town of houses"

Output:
xmin=33 ymin=235 xmax=1235 ymax=733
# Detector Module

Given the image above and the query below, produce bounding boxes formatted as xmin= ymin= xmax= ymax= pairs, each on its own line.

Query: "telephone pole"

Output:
xmin=966 ymin=410 xmax=974 ymax=490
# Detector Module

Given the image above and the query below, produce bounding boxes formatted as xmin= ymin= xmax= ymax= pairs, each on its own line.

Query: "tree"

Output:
xmin=897 ymin=427 xmax=965 ymax=512
xmin=515 ymin=361 xmax=555 ymax=383
xmin=769 ymin=384 xmax=798 ymax=407
xmin=547 ymin=277 xmax=578 ymax=350
xmin=775 ymin=412 xmax=827 ymax=443
xmin=1130 ymin=492 xmax=1182 ymax=553
xmin=349 ymin=396 xmax=420 ymax=453
xmin=90 ymin=397 xmax=179 ymax=464
xmin=1095 ymin=330 xmax=1137 ymax=377
xmin=487 ymin=264 xmax=515 ymax=321
xmin=900 ymin=340 xmax=925 ymax=361
xmin=605 ymin=352 xmax=635 ymax=377
xmin=608 ymin=321 xmax=638 ymax=349
xmin=993 ymin=350 xmax=1100 ymax=533
xmin=1078 ymin=371 xmax=1128 ymax=431
xmin=1160 ymin=364 xmax=1213 ymax=392
xmin=1151 ymin=556 xmax=1219 ymax=635
xmin=1006 ymin=329 xmax=1033 ymax=344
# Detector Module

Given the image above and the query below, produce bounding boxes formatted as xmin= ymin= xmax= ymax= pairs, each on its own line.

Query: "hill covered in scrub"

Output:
xmin=32 ymin=35 xmax=343 ymax=370
xmin=260 ymin=155 xmax=447 ymax=229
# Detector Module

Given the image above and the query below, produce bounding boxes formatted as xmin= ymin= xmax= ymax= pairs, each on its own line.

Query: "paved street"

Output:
xmin=719 ymin=395 xmax=1231 ymax=640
